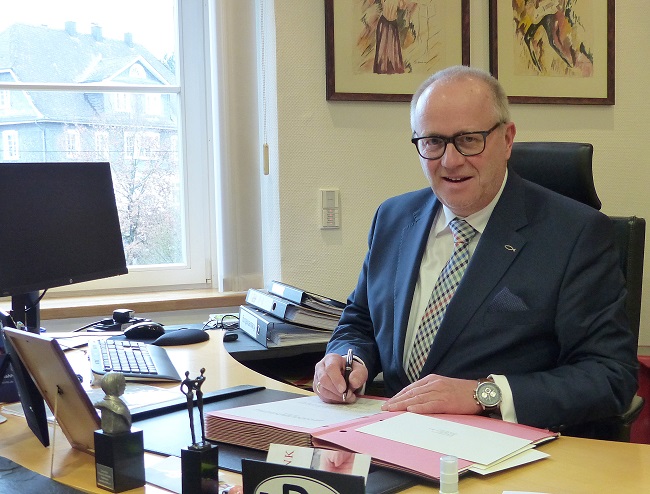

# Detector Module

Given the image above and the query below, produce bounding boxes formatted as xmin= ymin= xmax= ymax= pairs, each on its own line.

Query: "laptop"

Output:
xmin=3 ymin=327 xmax=101 ymax=454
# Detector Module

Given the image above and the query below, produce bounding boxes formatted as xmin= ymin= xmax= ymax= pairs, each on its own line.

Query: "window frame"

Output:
xmin=0 ymin=0 xmax=216 ymax=295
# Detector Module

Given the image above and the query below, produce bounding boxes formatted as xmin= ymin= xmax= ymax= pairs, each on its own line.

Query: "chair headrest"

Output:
xmin=508 ymin=142 xmax=602 ymax=210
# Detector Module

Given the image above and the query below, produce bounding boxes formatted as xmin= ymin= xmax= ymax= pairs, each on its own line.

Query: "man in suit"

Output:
xmin=314 ymin=65 xmax=638 ymax=433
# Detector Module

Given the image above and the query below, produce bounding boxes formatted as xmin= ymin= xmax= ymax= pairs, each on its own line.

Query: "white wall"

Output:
xmin=266 ymin=1 xmax=650 ymax=346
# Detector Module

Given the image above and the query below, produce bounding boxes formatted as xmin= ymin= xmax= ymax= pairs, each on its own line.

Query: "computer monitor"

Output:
xmin=0 ymin=161 xmax=128 ymax=330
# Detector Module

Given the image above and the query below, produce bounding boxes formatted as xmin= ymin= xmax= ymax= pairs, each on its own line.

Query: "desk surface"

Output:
xmin=1 ymin=332 xmax=650 ymax=493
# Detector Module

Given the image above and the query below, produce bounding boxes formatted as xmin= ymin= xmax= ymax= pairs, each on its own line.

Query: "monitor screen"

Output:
xmin=0 ymin=162 xmax=128 ymax=297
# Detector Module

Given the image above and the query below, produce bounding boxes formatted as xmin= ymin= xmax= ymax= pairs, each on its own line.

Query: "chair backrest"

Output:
xmin=508 ymin=141 xmax=646 ymax=441
xmin=509 ymin=142 xmax=602 ymax=210
xmin=508 ymin=141 xmax=645 ymax=339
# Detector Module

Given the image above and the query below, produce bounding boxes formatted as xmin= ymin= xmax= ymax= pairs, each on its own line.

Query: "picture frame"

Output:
xmin=325 ymin=0 xmax=470 ymax=102
xmin=489 ymin=0 xmax=615 ymax=105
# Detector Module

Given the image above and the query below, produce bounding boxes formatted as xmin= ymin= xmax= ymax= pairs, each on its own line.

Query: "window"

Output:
xmin=0 ymin=90 xmax=9 ymax=111
xmin=95 ymin=131 xmax=109 ymax=160
xmin=129 ymin=64 xmax=146 ymax=79
xmin=124 ymin=131 xmax=160 ymax=160
xmin=0 ymin=0 xmax=217 ymax=293
xmin=112 ymin=92 xmax=131 ymax=113
xmin=145 ymin=93 xmax=163 ymax=115
xmin=2 ymin=130 xmax=19 ymax=160
xmin=65 ymin=129 xmax=81 ymax=157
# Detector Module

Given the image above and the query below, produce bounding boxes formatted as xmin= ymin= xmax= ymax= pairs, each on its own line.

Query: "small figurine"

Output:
xmin=180 ymin=368 xmax=208 ymax=449
xmin=180 ymin=371 xmax=197 ymax=445
xmin=195 ymin=368 xmax=207 ymax=444
xmin=94 ymin=372 xmax=131 ymax=435
xmin=179 ymin=368 xmax=218 ymax=493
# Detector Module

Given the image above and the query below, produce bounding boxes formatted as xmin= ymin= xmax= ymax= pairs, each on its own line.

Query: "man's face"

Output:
xmin=412 ymin=78 xmax=516 ymax=217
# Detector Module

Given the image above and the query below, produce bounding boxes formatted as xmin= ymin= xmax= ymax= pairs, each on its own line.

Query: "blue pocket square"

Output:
xmin=488 ymin=287 xmax=529 ymax=312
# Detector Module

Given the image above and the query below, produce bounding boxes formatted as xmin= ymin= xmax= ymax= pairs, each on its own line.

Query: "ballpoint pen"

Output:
xmin=343 ymin=348 xmax=353 ymax=401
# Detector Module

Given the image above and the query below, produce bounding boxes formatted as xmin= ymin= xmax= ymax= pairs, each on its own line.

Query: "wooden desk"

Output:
xmin=1 ymin=333 xmax=650 ymax=493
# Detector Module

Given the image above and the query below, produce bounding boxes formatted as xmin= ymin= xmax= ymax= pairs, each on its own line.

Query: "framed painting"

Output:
xmin=489 ymin=0 xmax=615 ymax=105
xmin=325 ymin=0 xmax=470 ymax=102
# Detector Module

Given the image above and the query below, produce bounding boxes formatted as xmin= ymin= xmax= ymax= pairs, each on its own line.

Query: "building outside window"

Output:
xmin=0 ymin=0 xmax=214 ymax=291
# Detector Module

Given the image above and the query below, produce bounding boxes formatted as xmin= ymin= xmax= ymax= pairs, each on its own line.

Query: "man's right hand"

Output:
xmin=314 ymin=352 xmax=368 ymax=404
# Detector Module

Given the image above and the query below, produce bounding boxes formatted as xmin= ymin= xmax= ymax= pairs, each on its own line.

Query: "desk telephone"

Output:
xmin=88 ymin=308 xmax=151 ymax=332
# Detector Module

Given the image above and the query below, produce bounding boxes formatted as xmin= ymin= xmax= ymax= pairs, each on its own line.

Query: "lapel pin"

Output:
xmin=505 ymin=245 xmax=516 ymax=252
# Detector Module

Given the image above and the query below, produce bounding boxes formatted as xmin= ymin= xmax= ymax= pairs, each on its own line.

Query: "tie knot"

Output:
xmin=449 ymin=218 xmax=476 ymax=244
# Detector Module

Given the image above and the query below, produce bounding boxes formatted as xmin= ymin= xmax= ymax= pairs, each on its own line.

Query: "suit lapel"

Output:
xmin=420 ymin=173 xmax=530 ymax=374
xmin=393 ymin=194 xmax=439 ymax=364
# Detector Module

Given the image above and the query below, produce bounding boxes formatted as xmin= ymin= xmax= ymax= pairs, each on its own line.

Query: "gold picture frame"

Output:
xmin=325 ymin=0 xmax=470 ymax=102
xmin=489 ymin=0 xmax=615 ymax=105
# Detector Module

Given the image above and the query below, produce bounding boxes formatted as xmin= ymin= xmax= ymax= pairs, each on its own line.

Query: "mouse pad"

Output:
xmin=109 ymin=327 xmax=209 ymax=346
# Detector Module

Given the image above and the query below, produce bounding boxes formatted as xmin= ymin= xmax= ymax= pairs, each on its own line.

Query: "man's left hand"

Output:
xmin=381 ymin=374 xmax=483 ymax=415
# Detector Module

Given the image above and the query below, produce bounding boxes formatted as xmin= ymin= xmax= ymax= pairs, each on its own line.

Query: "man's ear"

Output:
xmin=503 ymin=122 xmax=517 ymax=159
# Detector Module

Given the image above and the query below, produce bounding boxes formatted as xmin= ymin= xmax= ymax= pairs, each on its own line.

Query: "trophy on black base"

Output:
xmin=180 ymin=368 xmax=219 ymax=494
xmin=93 ymin=372 xmax=145 ymax=493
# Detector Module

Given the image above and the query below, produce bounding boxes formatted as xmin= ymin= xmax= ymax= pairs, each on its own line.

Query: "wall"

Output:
xmin=268 ymin=1 xmax=650 ymax=346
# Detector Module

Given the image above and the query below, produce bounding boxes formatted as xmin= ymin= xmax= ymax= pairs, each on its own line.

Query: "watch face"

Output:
xmin=477 ymin=382 xmax=501 ymax=407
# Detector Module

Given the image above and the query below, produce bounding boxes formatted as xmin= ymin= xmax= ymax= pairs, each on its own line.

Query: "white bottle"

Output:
xmin=439 ymin=455 xmax=459 ymax=494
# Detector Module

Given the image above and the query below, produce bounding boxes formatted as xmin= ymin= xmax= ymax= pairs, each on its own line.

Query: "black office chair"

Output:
xmin=509 ymin=142 xmax=646 ymax=442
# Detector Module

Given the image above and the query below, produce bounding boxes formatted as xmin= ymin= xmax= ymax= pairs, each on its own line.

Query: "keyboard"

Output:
xmin=89 ymin=339 xmax=182 ymax=382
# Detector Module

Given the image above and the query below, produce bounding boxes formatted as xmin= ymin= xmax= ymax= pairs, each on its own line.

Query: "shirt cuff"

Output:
xmin=490 ymin=374 xmax=518 ymax=423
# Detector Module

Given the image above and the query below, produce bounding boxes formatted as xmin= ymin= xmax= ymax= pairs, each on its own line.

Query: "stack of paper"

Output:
xmin=204 ymin=396 xmax=559 ymax=482
xmin=205 ymin=396 xmax=385 ymax=450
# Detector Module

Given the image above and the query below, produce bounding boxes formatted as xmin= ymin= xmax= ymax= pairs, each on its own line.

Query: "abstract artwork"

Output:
xmin=325 ymin=0 xmax=469 ymax=102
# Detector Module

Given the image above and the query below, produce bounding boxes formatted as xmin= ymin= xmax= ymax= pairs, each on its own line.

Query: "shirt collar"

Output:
xmin=437 ymin=168 xmax=508 ymax=235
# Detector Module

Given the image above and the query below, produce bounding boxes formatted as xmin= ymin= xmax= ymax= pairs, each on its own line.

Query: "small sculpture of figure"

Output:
xmin=181 ymin=371 xmax=197 ymax=445
xmin=180 ymin=368 xmax=208 ymax=449
xmin=94 ymin=372 xmax=131 ymax=435
xmin=195 ymin=368 xmax=207 ymax=444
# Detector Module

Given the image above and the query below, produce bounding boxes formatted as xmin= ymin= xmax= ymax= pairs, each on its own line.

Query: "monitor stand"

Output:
xmin=11 ymin=291 xmax=41 ymax=333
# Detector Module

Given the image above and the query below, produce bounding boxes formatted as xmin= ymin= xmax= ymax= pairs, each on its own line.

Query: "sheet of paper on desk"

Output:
xmin=502 ymin=492 xmax=550 ymax=494
xmin=356 ymin=412 xmax=535 ymax=466
xmin=220 ymin=395 xmax=384 ymax=429
xmin=469 ymin=448 xmax=549 ymax=475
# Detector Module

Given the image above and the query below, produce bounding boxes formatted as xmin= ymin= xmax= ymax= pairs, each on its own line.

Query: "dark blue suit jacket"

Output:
xmin=327 ymin=171 xmax=638 ymax=430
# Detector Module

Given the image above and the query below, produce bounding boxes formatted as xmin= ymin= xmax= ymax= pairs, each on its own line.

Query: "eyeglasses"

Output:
xmin=203 ymin=313 xmax=239 ymax=330
xmin=411 ymin=122 xmax=503 ymax=160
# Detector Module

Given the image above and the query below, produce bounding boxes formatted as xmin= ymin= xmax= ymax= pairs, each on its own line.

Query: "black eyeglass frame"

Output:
xmin=411 ymin=122 xmax=504 ymax=160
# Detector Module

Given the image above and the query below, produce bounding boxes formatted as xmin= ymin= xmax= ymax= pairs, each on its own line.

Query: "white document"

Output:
xmin=356 ymin=412 xmax=533 ymax=466
xmin=470 ymin=448 xmax=549 ymax=475
xmin=220 ymin=395 xmax=384 ymax=429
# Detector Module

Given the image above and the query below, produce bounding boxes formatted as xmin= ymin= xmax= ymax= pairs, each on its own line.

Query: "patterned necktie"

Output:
xmin=406 ymin=218 xmax=477 ymax=382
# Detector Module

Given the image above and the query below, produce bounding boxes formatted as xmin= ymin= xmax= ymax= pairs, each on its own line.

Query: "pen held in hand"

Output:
xmin=343 ymin=348 xmax=353 ymax=401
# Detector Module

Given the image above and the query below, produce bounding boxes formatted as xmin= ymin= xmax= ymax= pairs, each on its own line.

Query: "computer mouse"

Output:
xmin=152 ymin=328 xmax=209 ymax=346
xmin=123 ymin=321 xmax=166 ymax=340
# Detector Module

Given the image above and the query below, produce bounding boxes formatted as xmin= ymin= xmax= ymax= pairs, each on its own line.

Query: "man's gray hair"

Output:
xmin=410 ymin=65 xmax=511 ymax=131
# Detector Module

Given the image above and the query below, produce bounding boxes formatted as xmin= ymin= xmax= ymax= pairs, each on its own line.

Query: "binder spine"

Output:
xmin=239 ymin=306 xmax=270 ymax=346
xmin=270 ymin=282 xmax=304 ymax=305
xmin=245 ymin=289 xmax=290 ymax=320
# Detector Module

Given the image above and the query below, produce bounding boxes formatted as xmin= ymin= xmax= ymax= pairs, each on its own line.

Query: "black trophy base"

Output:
xmin=181 ymin=443 xmax=219 ymax=494
xmin=94 ymin=429 xmax=146 ymax=492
